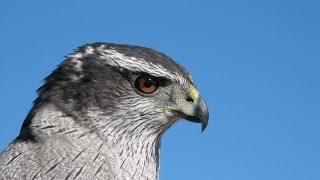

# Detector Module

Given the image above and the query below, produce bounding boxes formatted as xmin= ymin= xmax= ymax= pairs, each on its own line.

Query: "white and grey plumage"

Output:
xmin=0 ymin=42 xmax=209 ymax=180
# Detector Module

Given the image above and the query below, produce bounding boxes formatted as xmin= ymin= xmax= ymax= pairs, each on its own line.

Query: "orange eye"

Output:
xmin=135 ymin=75 xmax=159 ymax=94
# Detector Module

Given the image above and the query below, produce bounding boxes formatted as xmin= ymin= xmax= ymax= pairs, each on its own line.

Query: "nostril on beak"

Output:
xmin=186 ymin=96 xmax=195 ymax=103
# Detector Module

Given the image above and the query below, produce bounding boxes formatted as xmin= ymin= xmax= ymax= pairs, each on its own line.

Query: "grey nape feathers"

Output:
xmin=0 ymin=42 xmax=209 ymax=180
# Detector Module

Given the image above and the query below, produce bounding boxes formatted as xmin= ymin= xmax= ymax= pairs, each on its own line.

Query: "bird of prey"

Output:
xmin=0 ymin=42 xmax=209 ymax=179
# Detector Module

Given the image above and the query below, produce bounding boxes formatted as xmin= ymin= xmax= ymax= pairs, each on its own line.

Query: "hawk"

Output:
xmin=0 ymin=43 xmax=209 ymax=179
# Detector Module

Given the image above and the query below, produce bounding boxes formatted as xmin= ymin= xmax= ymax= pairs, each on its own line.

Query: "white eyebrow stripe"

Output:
xmin=67 ymin=46 xmax=191 ymax=85
xmin=99 ymin=49 xmax=177 ymax=79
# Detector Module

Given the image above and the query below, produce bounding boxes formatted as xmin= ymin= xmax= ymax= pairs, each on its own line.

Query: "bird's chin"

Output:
xmin=157 ymin=115 xmax=179 ymax=133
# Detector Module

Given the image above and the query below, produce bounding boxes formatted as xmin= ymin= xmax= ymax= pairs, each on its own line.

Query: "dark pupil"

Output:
xmin=144 ymin=78 xmax=154 ymax=88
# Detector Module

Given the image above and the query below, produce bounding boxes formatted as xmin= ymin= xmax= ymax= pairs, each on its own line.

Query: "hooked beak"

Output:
xmin=177 ymin=86 xmax=209 ymax=132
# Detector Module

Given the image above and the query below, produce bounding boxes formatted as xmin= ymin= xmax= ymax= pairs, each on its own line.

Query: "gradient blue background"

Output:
xmin=1 ymin=1 xmax=319 ymax=179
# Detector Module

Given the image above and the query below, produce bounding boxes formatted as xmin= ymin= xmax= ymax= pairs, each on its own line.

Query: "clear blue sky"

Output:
xmin=0 ymin=0 xmax=319 ymax=179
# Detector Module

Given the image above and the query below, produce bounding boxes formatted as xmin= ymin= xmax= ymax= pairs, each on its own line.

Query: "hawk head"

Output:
xmin=11 ymin=42 xmax=209 ymax=179
xmin=20 ymin=43 xmax=209 ymax=143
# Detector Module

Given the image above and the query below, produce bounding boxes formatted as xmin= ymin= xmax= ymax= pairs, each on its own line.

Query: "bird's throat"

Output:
xmin=24 ymin=104 xmax=161 ymax=179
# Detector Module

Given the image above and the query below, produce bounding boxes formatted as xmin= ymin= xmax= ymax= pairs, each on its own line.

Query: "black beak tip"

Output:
xmin=200 ymin=112 xmax=209 ymax=133
xmin=196 ymin=99 xmax=209 ymax=133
